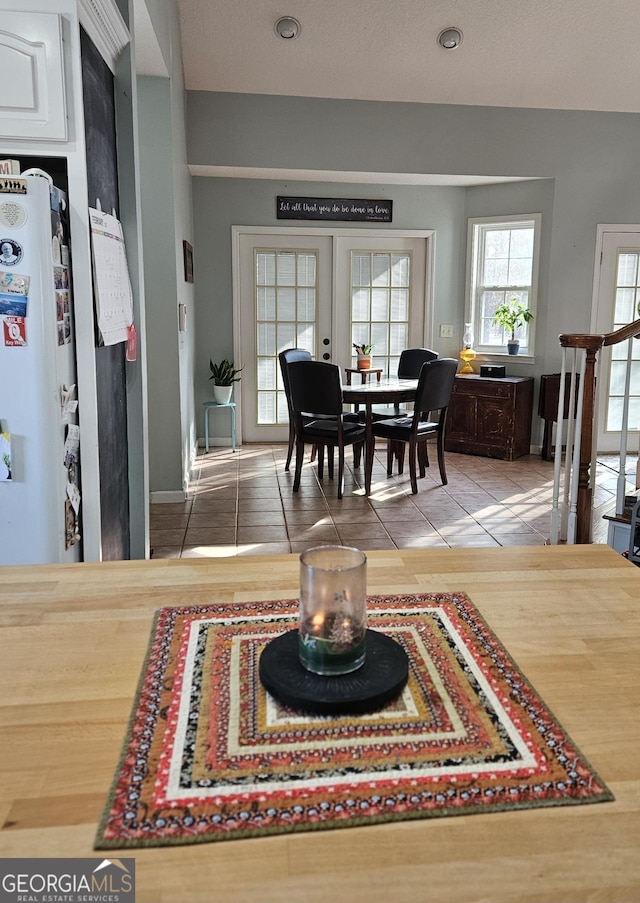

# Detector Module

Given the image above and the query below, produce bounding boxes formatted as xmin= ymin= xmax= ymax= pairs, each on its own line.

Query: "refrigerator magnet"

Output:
xmin=0 ymin=239 xmax=22 ymax=266
xmin=0 ymin=201 xmax=27 ymax=229
xmin=3 ymin=316 xmax=26 ymax=346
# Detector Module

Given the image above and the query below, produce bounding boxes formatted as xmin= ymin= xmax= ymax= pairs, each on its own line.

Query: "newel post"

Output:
xmin=558 ymin=333 xmax=605 ymax=543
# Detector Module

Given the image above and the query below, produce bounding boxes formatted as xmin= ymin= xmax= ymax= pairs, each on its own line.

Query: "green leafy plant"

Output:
xmin=353 ymin=342 xmax=373 ymax=355
xmin=209 ymin=358 xmax=243 ymax=386
xmin=493 ymin=300 xmax=534 ymax=341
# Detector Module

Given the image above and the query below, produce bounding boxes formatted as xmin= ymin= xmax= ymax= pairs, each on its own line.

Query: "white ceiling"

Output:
xmin=172 ymin=0 xmax=640 ymax=113
xmin=135 ymin=0 xmax=640 ymax=185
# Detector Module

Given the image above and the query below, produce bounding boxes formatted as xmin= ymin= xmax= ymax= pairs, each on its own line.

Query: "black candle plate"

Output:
xmin=258 ymin=628 xmax=409 ymax=715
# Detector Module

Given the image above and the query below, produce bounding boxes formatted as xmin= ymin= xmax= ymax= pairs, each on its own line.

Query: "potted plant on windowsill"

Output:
xmin=353 ymin=342 xmax=373 ymax=370
xmin=493 ymin=300 xmax=534 ymax=355
xmin=209 ymin=358 xmax=242 ymax=404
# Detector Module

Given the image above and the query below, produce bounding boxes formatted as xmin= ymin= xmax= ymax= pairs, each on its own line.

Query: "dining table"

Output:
xmin=342 ymin=376 xmax=418 ymax=493
xmin=0 ymin=544 xmax=638 ymax=903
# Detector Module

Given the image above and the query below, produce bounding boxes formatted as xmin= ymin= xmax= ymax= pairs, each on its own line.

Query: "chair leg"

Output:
xmin=436 ymin=429 xmax=448 ymax=485
xmin=396 ymin=442 xmax=405 ymax=474
xmin=337 ymin=445 xmax=345 ymax=499
xmin=386 ymin=441 xmax=394 ymax=476
xmin=317 ymin=444 xmax=324 ymax=480
xmin=409 ymin=438 xmax=419 ymax=494
xmin=285 ymin=422 xmax=295 ymax=471
xmin=293 ymin=439 xmax=304 ymax=492
xmin=327 ymin=446 xmax=335 ymax=480
xmin=418 ymin=443 xmax=427 ymax=478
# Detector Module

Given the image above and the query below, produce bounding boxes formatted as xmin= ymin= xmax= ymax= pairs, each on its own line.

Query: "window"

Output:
xmin=351 ymin=251 xmax=411 ymax=375
xmin=466 ymin=214 xmax=541 ymax=356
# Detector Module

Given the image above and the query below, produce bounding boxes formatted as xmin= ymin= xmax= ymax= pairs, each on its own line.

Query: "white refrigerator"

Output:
xmin=0 ymin=173 xmax=82 ymax=565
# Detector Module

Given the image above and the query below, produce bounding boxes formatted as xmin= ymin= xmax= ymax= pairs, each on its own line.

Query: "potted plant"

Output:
xmin=209 ymin=357 xmax=242 ymax=404
xmin=493 ymin=300 xmax=534 ymax=355
xmin=353 ymin=342 xmax=373 ymax=370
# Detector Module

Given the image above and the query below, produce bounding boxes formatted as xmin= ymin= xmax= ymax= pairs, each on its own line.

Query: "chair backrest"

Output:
xmin=288 ymin=360 xmax=343 ymax=418
xmin=278 ymin=348 xmax=312 ymax=415
xmin=414 ymin=358 xmax=458 ymax=416
xmin=397 ymin=348 xmax=438 ymax=379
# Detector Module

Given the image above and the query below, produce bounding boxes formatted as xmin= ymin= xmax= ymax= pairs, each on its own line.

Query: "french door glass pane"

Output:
xmin=350 ymin=250 xmax=411 ymax=374
xmin=372 ymin=254 xmax=391 ymax=286
xmin=256 ymin=248 xmax=319 ymax=425
xmin=352 ymin=254 xmax=371 ymax=285
xmin=352 ymin=288 xmax=369 ymax=320
xmin=371 ymin=288 xmax=389 ymax=320
xmin=615 ymin=287 xmax=636 ymax=322
xmin=605 ymin=251 xmax=640 ymax=431
xmin=277 ymin=287 xmax=296 ymax=320
xmin=257 ymin=287 xmax=276 ymax=320
xmin=391 ymin=254 xmax=410 ymax=286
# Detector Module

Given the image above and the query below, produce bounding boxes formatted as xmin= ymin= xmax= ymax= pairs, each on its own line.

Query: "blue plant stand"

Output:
xmin=203 ymin=401 xmax=236 ymax=452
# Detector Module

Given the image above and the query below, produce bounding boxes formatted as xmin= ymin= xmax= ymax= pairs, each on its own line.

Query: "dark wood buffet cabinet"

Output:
xmin=444 ymin=374 xmax=534 ymax=461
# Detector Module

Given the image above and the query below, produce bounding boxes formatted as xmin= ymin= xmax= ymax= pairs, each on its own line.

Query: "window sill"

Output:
xmin=472 ymin=351 xmax=536 ymax=366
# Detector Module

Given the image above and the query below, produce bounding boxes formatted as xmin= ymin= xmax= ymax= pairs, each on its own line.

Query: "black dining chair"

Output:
xmin=279 ymin=349 xmax=362 ymax=472
xmin=370 ymin=348 xmax=439 ymax=421
xmin=365 ymin=358 xmax=458 ymax=494
xmin=278 ymin=348 xmax=313 ymax=471
xmin=288 ymin=360 xmax=366 ymax=499
xmin=368 ymin=348 xmax=438 ymax=472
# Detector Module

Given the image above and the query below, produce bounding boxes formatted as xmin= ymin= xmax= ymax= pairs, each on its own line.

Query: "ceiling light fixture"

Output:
xmin=275 ymin=16 xmax=301 ymax=39
xmin=437 ymin=27 xmax=463 ymax=50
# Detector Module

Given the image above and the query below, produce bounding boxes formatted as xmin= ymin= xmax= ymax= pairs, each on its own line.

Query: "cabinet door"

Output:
xmin=476 ymin=396 xmax=513 ymax=447
xmin=446 ymin=391 xmax=476 ymax=445
xmin=0 ymin=13 xmax=67 ymax=140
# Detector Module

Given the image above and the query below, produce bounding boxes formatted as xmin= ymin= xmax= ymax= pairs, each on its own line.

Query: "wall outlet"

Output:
xmin=439 ymin=324 xmax=454 ymax=338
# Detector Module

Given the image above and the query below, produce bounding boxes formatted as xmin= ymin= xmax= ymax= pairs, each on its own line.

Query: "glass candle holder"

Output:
xmin=298 ymin=545 xmax=367 ymax=676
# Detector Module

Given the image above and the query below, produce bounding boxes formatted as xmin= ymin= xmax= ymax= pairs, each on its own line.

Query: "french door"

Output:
xmin=234 ymin=227 xmax=432 ymax=443
xmin=592 ymin=228 xmax=640 ymax=452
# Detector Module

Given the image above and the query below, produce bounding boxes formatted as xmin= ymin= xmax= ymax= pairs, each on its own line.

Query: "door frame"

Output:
xmin=231 ymin=225 xmax=435 ymax=445
xmin=590 ymin=223 xmax=640 ymax=452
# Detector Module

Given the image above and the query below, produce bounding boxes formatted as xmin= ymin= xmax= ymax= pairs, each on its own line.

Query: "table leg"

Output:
xmin=364 ymin=403 xmax=375 ymax=495
xmin=541 ymin=420 xmax=553 ymax=460
xmin=230 ymin=404 xmax=236 ymax=452
xmin=205 ymin=407 xmax=210 ymax=453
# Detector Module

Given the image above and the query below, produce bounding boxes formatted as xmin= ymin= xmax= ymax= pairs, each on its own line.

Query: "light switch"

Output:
xmin=439 ymin=324 xmax=454 ymax=338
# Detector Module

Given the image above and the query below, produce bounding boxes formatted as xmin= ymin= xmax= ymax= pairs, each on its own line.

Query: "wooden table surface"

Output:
xmin=0 ymin=545 xmax=638 ymax=903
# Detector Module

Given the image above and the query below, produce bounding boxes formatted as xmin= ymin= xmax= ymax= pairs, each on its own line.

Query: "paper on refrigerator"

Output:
xmin=88 ymin=207 xmax=134 ymax=346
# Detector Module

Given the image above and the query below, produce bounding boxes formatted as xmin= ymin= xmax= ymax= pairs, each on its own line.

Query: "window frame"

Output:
xmin=465 ymin=213 xmax=542 ymax=361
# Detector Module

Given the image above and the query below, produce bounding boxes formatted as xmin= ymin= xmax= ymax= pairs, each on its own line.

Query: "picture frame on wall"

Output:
xmin=183 ymin=240 xmax=194 ymax=283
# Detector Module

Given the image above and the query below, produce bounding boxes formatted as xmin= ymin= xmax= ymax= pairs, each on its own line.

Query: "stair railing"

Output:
xmin=549 ymin=318 xmax=640 ymax=544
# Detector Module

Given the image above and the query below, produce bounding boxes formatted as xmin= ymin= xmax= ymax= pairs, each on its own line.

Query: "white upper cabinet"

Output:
xmin=0 ymin=12 xmax=67 ymax=140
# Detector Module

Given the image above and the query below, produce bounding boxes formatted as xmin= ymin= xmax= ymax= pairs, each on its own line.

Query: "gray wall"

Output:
xmin=185 ymin=92 xmax=640 ymax=451
xmin=137 ymin=0 xmax=194 ymax=498
xmin=192 ymin=177 xmax=468 ymax=394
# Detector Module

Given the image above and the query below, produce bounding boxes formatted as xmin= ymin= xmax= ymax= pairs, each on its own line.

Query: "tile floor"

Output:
xmin=150 ymin=443 xmax=633 ymax=558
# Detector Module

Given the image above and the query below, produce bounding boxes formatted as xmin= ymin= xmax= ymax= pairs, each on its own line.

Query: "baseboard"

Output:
xmin=150 ymin=490 xmax=186 ymax=504
xmin=199 ymin=437 xmax=234 ymax=449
